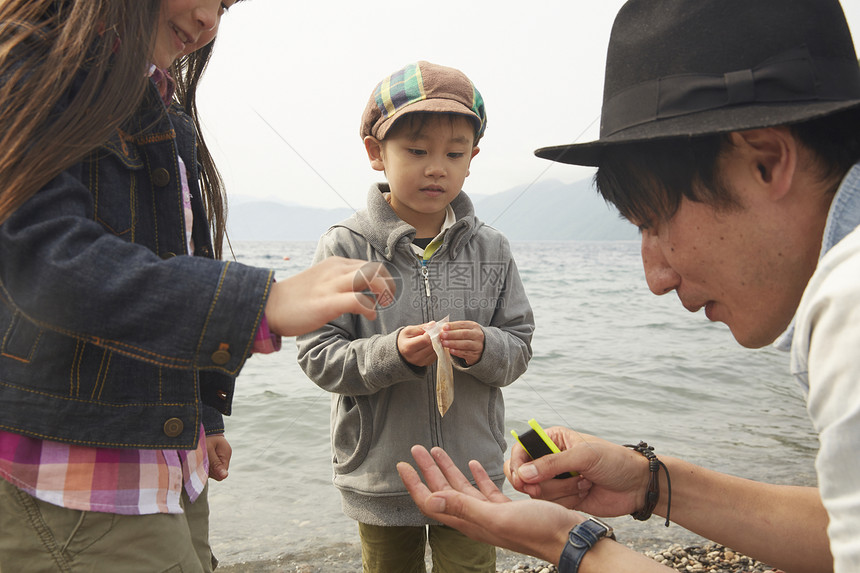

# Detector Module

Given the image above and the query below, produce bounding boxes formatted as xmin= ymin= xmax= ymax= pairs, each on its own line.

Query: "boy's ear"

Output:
xmin=465 ymin=146 xmax=480 ymax=177
xmin=364 ymin=136 xmax=386 ymax=172
xmin=731 ymin=128 xmax=796 ymax=200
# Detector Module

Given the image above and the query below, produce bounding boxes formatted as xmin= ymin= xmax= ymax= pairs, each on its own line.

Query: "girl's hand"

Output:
xmin=265 ymin=257 xmax=395 ymax=337
xmin=397 ymin=325 xmax=437 ymax=367
xmin=440 ymin=320 xmax=485 ymax=365
xmin=206 ymin=434 xmax=232 ymax=481
xmin=505 ymin=428 xmax=649 ymax=518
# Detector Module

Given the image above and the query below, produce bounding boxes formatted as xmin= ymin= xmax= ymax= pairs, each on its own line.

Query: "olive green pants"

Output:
xmin=0 ymin=477 xmax=216 ymax=572
xmin=358 ymin=522 xmax=496 ymax=573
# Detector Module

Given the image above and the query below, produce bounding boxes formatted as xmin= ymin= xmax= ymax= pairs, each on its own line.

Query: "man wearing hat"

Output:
xmin=397 ymin=1 xmax=860 ymax=571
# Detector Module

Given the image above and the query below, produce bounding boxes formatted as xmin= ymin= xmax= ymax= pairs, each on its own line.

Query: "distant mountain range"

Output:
xmin=226 ymin=178 xmax=638 ymax=242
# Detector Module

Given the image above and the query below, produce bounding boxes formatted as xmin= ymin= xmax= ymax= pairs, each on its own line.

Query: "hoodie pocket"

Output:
xmin=488 ymin=386 xmax=507 ymax=452
xmin=331 ymin=394 xmax=374 ymax=475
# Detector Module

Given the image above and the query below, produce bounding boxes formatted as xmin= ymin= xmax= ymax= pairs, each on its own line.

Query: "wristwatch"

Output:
xmin=557 ymin=517 xmax=616 ymax=573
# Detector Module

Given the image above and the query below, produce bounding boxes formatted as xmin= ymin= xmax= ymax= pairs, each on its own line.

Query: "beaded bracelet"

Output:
xmin=624 ymin=441 xmax=672 ymax=527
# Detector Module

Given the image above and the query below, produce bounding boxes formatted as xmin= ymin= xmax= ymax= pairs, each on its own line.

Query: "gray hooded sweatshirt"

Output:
xmin=296 ymin=183 xmax=534 ymax=526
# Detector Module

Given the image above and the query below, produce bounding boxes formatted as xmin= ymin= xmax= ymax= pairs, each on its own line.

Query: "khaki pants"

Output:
xmin=359 ymin=522 xmax=496 ymax=573
xmin=0 ymin=477 xmax=216 ymax=573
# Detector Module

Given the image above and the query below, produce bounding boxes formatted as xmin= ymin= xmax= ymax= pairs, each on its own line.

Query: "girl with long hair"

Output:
xmin=0 ymin=2 xmax=390 ymax=570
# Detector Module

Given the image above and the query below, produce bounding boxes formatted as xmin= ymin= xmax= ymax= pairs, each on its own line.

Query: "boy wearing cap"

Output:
xmin=398 ymin=1 xmax=860 ymax=572
xmin=296 ymin=61 xmax=534 ymax=572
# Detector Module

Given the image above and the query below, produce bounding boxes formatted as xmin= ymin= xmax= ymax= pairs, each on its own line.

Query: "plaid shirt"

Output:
xmin=0 ymin=320 xmax=279 ymax=515
xmin=0 ymin=426 xmax=209 ymax=514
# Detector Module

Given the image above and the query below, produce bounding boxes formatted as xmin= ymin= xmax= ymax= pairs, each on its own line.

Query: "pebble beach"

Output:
xmin=217 ymin=543 xmax=785 ymax=573
xmin=495 ymin=544 xmax=784 ymax=573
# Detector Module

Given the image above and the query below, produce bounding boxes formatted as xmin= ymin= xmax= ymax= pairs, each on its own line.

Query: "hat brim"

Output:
xmin=375 ymin=99 xmax=482 ymax=140
xmin=535 ymin=99 xmax=860 ymax=167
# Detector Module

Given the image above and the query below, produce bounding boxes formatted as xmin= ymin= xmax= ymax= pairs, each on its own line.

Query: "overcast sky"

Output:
xmin=196 ymin=1 xmax=860 ymax=211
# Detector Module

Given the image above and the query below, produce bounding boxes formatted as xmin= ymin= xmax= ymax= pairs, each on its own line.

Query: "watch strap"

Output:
xmin=557 ymin=518 xmax=615 ymax=573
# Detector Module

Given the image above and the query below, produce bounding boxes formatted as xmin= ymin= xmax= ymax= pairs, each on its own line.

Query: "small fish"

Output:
xmin=423 ymin=315 xmax=454 ymax=416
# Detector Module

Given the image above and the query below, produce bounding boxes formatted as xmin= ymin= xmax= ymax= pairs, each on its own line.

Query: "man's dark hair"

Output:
xmin=595 ymin=107 xmax=860 ymax=226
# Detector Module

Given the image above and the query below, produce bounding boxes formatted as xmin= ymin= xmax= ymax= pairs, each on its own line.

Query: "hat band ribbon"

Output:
xmin=601 ymin=46 xmax=860 ymax=137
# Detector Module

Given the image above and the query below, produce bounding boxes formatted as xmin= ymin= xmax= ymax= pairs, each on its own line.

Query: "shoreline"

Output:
xmin=216 ymin=543 xmax=784 ymax=573
xmin=211 ymin=505 xmax=798 ymax=573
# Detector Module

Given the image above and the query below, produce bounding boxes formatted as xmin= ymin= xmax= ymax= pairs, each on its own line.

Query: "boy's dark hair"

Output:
xmin=385 ymin=112 xmax=481 ymax=146
xmin=595 ymin=107 xmax=860 ymax=226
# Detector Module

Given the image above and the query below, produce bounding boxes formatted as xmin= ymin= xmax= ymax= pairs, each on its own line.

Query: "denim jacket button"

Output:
xmin=211 ymin=349 xmax=231 ymax=365
xmin=153 ymin=168 xmax=171 ymax=187
xmin=163 ymin=417 xmax=184 ymax=437
xmin=216 ymin=390 xmax=229 ymax=400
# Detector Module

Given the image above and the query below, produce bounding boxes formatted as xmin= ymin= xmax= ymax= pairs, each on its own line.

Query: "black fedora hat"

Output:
xmin=535 ymin=0 xmax=860 ymax=167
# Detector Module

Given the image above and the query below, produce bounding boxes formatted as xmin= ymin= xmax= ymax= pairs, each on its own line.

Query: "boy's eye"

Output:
xmin=448 ymin=152 xmax=465 ymax=159
xmin=408 ymin=148 xmax=427 ymax=156
xmin=219 ymin=2 xmax=231 ymax=14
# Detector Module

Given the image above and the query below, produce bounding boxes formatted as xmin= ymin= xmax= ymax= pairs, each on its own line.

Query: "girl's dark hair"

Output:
xmin=171 ymin=41 xmax=229 ymax=258
xmin=0 ymin=0 xmax=231 ymax=258
xmin=595 ymin=106 xmax=860 ymax=226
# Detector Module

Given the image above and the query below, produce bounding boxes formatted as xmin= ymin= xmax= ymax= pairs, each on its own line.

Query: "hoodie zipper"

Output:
xmin=419 ymin=257 xmax=444 ymax=446
xmin=420 ymin=259 xmax=431 ymax=298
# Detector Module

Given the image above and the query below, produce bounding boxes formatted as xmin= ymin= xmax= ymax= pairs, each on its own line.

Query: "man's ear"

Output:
xmin=732 ymin=127 xmax=797 ymax=200
xmin=364 ymin=136 xmax=386 ymax=172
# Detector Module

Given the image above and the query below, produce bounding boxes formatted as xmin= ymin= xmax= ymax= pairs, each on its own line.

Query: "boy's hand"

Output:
xmin=397 ymin=325 xmax=437 ymax=367
xmin=206 ymin=434 xmax=232 ymax=481
xmin=441 ymin=320 xmax=485 ymax=365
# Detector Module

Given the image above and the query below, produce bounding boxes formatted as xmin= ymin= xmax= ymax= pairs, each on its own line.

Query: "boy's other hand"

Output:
xmin=397 ymin=325 xmax=437 ymax=367
xmin=441 ymin=320 xmax=485 ymax=365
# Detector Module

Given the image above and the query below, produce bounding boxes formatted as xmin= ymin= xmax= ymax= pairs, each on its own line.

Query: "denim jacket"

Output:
xmin=0 ymin=81 xmax=273 ymax=450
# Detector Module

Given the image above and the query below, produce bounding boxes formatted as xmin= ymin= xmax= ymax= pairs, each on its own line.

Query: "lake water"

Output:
xmin=208 ymin=240 xmax=818 ymax=570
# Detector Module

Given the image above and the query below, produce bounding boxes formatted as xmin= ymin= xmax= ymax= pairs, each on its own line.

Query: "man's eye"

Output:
xmin=220 ymin=2 xmax=230 ymax=14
